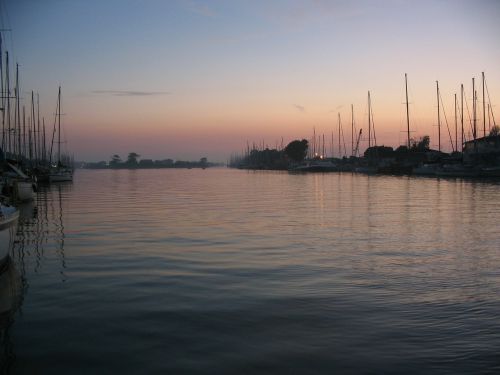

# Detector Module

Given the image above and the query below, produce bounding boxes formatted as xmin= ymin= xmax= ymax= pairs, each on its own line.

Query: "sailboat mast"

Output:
xmin=37 ymin=93 xmax=40 ymax=163
xmin=22 ymin=106 xmax=26 ymax=159
xmin=338 ymin=113 xmax=341 ymax=158
xmin=331 ymin=131 xmax=334 ymax=158
xmin=0 ymin=33 xmax=3 ymax=149
xmin=454 ymin=93 xmax=457 ymax=152
xmin=351 ymin=104 xmax=354 ymax=157
xmin=32 ymin=91 xmax=36 ymax=163
xmin=488 ymin=103 xmax=491 ymax=130
xmin=58 ymin=86 xmax=61 ymax=164
xmin=472 ymin=77 xmax=476 ymax=140
xmin=15 ymin=63 xmax=21 ymax=160
xmin=322 ymin=134 xmax=325 ymax=157
xmin=313 ymin=127 xmax=316 ymax=156
xmin=405 ymin=73 xmax=410 ymax=149
xmin=482 ymin=71 xmax=486 ymax=137
xmin=461 ymin=84 xmax=464 ymax=151
xmin=5 ymin=51 xmax=10 ymax=155
xmin=436 ymin=81 xmax=441 ymax=152
xmin=42 ymin=118 xmax=46 ymax=162
xmin=368 ymin=91 xmax=371 ymax=149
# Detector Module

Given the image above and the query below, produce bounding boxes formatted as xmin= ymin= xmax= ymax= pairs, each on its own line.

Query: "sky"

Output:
xmin=1 ymin=0 xmax=499 ymax=162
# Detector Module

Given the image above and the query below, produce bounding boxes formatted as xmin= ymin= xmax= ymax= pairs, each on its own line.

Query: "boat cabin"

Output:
xmin=463 ymin=135 xmax=500 ymax=164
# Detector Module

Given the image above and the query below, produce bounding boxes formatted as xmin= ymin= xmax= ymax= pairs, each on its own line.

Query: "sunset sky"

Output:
xmin=2 ymin=0 xmax=499 ymax=162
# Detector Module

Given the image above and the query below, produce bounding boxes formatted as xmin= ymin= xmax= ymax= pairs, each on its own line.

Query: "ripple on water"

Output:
xmin=6 ymin=169 xmax=500 ymax=374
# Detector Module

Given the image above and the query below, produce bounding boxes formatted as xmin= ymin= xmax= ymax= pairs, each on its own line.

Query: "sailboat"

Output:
xmin=355 ymin=91 xmax=378 ymax=174
xmin=412 ymin=74 xmax=439 ymax=176
xmin=49 ymin=86 xmax=73 ymax=182
xmin=0 ymin=202 xmax=18 ymax=270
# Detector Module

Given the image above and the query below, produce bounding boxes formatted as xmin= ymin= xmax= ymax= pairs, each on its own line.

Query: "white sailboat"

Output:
xmin=49 ymin=86 xmax=73 ymax=183
xmin=0 ymin=203 xmax=19 ymax=270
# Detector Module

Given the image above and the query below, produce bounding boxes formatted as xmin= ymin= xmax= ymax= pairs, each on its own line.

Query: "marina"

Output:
xmin=1 ymin=1 xmax=500 ymax=373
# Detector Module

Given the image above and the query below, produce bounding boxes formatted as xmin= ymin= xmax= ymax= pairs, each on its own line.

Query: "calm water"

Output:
xmin=2 ymin=168 xmax=500 ymax=374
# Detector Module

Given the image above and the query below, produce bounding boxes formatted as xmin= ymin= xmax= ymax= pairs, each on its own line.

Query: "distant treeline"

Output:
xmin=229 ymin=139 xmax=308 ymax=170
xmin=83 ymin=153 xmax=220 ymax=169
xmin=229 ymin=136 xmax=451 ymax=170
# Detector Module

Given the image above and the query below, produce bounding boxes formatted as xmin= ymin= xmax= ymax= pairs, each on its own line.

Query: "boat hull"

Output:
xmin=413 ymin=164 xmax=438 ymax=176
xmin=290 ymin=161 xmax=339 ymax=173
xmin=436 ymin=165 xmax=480 ymax=178
xmin=480 ymin=166 xmax=500 ymax=177
xmin=13 ymin=181 xmax=35 ymax=202
xmin=354 ymin=166 xmax=378 ymax=174
xmin=0 ymin=206 xmax=19 ymax=270
xmin=49 ymin=171 xmax=73 ymax=182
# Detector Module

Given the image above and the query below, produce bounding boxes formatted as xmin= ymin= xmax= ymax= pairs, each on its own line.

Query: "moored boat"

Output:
xmin=354 ymin=165 xmax=378 ymax=174
xmin=436 ymin=164 xmax=480 ymax=178
xmin=479 ymin=166 xmax=500 ymax=177
xmin=3 ymin=163 xmax=36 ymax=202
xmin=413 ymin=163 xmax=439 ymax=176
xmin=49 ymin=166 xmax=73 ymax=182
xmin=0 ymin=203 xmax=19 ymax=270
xmin=49 ymin=87 xmax=74 ymax=183
xmin=290 ymin=159 xmax=338 ymax=172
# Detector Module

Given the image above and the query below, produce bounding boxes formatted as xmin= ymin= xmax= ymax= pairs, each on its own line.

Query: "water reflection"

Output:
xmin=4 ymin=169 xmax=500 ymax=374
xmin=8 ymin=183 xmax=70 ymax=302
xmin=0 ymin=183 xmax=71 ymax=372
xmin=0 ymin=260 xmax=23 ymax=373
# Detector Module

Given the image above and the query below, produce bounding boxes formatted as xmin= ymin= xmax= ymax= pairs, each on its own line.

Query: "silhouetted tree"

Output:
xmin=110 ymin=154 xmax=122 ymax=167
xmin=285 ymin=139 xmax=308 ymax=162
xmin=411 ymin=135 xmax=430 ymax=151
xmin=126 ymin=152 xmax=140 ymax=166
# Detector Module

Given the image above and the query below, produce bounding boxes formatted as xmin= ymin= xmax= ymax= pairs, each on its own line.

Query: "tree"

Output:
xmin=126 ymin=152 xmax=140 ymax=166
xmin=410 ymin=135 xmax=430 ymax=151
xmin=110 ymin=154 xmax=122 ymax=167
xmin=284 ymin=139 xmax=308 ymax=162
xmin=489 ymin=125 xmax=499 ymax=136
xmin=200 ymin=157 xmax=208 ymax=168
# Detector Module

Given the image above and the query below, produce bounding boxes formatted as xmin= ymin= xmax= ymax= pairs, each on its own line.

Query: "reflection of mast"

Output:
xmin=0 ymin=260 xmax=23 ymax=373
xmin=12 ymin=183 xmax=69 ymax=282
xmin=57 ymin=184 xmax=67 ymax=281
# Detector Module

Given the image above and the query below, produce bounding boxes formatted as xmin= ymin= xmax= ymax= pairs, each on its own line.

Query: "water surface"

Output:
xmin=2 ymin=169 xmax=500 ymax=374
